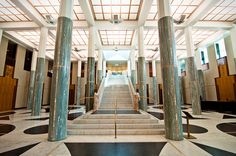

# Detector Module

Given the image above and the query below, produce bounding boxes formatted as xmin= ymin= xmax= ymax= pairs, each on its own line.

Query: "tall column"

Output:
xmin=130 ymin=49 xmax=136 ymax=90
xmin=97 ymin=49 xmax=103 ymax=88
xmin=127 ymin=60 xmax=131 ymax=77
xmin=138 ymin=26 xmax=147 ymax=111
xmin=185 ymin=26 xmax=201 ymax=115
xmin=27 ymin=49 xmax=37 ymax=109
xmin=152 ymin=60 xmax=159 ymax=105
xmin=103 ymin=60 xmax=106 ymax=77
xmin=48 ymin=0 xmax=73 ymax=141
xmin=158 ymin=0 xmax=183 ymax=140
xmin=230 ymin=25 xmax=236 ymax=73
xmin=31 ymin=27 xmax=48 ymax=116
xmin=86 ymin=26 xmax=95 ymax=112
xmin=0 ymin=29 xmax=2 ymax=44
xmin=76 ymin=60 xmax=81 ymax=105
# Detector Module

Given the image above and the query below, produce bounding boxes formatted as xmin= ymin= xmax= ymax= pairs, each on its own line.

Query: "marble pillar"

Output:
xmin=152 ymin=60 xmax=159 ymax=105
xmin=130 ymin=49 xmax=136 ymax=90
xmin=97 ymin=50 xmax=103 ymax=88
xmin=137 ymin=26 xmax=147 ymax=111
xmin=48 ymin=0 xmax=73 ymax=141
xmin=27 ymin=49 xmax=37 ymax=109
xmin=86 ymin=57 xmax=95 ymax=112
xmin=31 ymin=27 xmax=48 ymax=116
xmin=198 ymin=70 xmax=206 ymax=101
xmin=138 ymin=57 xmax=147 ymax=111
xmin=158 ymin=0 xmax=183 ymax=141
xmin=76 ymin=60 xmax=81 ymax=106
xmin=179 ymin=76 xmax=184 ymax=106
xmin=185 ymin=27 xmax=201 ymax=115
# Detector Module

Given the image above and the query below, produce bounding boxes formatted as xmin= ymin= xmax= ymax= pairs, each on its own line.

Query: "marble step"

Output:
xmin=99 ymin=105 xmax=133 ymax=109
xmin=101 ymin=100 xmax=132 ymax=104
xmin=82 ymin=114 xmax=150 ymax=119
xmin=68 ymin=128 xmax=165 ymax=135
xmin=73 ymin=119 xmax=159 ymax=124
xmin=68 ymin=123 xmax=164 ymax=129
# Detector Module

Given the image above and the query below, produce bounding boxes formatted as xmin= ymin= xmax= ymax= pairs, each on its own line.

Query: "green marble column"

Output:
xmin=186 ymin=57 xmax=201 ymax=115
xmin=86 ymin=57 xmax=95 ymax=112
xmin=153 ymin=76 xmax=158 ymax=105
xmin=158 ymin=16 xmax=183 ymax=140
xmin=27 ymin=71 xmax=35 ymax=109
xmin=138 ymin=57 xmax=147 ymax=111
xmin=48 ymin=17 xmax=73 ymax=141
xmin=76 ymin=77 xmax=81 ymax=105
xmin=179 ymin=76 xmax=184 ymax=106
xmin=198 ymin=70 xmax=206 ymax=101
xmin=31 ymin=58 xmax=45 ymax=116
xmin=131 ymin=70 xmax=136 ymax=91
xmin=97 ymin=70 xmax=103 ymax=88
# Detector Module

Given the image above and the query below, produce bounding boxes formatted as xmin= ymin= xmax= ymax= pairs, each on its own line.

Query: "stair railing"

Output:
xmin=127 ymin=78 xmax=139 ymax=111
xmin=93 ymin=77 xmax=107 ymax=112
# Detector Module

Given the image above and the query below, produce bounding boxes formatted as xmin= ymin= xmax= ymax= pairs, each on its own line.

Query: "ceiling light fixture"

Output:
xmin=109 ymin=14 xmax=123 ymax=24
xmin=45 ymin=15 xmax=56 ymax=25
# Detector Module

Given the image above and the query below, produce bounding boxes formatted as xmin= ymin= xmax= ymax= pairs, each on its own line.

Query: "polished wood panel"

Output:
xmin=215 ymin=57 xmax=236 ymax=101
xmin=0 ymin=76 xmax=17 ymax=111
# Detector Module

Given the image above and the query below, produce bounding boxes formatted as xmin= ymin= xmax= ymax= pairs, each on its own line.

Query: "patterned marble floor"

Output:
xmin=0 ymin=105 xmax=236 ymax=156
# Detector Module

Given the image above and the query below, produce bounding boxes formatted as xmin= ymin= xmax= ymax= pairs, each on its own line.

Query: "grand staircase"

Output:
xmin=68 ymin=75 xmax=165 ymax=135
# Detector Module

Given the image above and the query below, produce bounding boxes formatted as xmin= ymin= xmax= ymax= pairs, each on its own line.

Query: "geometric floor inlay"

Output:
xmin=216 ymin=122 xmax=236 ymax=137
xmin=0 ymin=124 xmax=15 ymax=136
xmin=65 ymin=142 xmax=167 ymax=156
xmin=24 ymin=125 xmax=48 ymax=135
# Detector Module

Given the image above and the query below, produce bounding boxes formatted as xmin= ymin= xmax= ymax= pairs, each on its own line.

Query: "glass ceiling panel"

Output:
xmin=99 ymin=30 xmax=134 ymax=45
xmin=90 ymin=0 xmax=142 ymax=21
xmin=201 ymin=0 xmax=236 ymax=22
xmin=147 ymin=0 xmax=203 ymax=21
xmin=28 ymin=0 xmax=85 ymax=21
xmin=0 ymin=0 xmax=31 ymax=22
xmin=72 ymin=29 xmax=89 ymax=46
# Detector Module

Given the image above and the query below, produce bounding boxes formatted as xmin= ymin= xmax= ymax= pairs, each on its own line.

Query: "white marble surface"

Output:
xmin=0 ymin=106 xmax=236 ymax=155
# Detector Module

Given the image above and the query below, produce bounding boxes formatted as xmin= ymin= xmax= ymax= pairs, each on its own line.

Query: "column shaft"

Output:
xmin=130 ymin=49 xmax=136 ymax=90
xmin=32 ymin=27 xmax=48 ymax=116
xmin=152 ymin=60 xmax=158 ymax=105
xmin=185 ymin=27 xmax=201 ymax=115
xmin=76 ymin=60 xmax=81 ymax=105
xmin=158 ymin=0 xmax=183 ymax=140
xmin=198 ymin=70 xmax=206 ymax=101
xmin=48 ymin=0 xmax=73 ymax=141
xmin=103 ymin=60 xmax=106 ymax=77
xmin=97 ymin=50 xmax=103 ymax=88
xmin=86 ymin=26 xmax=95 ymax=112
xmin=27 ymin=50 xmax=37 ymax=109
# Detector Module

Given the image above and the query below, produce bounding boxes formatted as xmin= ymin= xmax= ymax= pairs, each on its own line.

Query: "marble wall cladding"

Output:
xmin=203 ymin=45 xmax=219 ymax=101
xmin=138 ymin=57 xmax=147 ymax=111
xmin=76 ymin=77 xmax=81 ymax=105
xmin=85 ymin=57 xmax=95 ymax=112
xmin=224 ymin=36 xmax=236 ymax=75
xmin=0 ymin=37 xmax=8 ymax=76
xmin=153 ymin=76 xmax=158 ymax=105
xmin=97 ymin=70 xmax=103 ymax=88
xmin=198 ymin=70 xmax=206 ymax=101
xmin=131 ymin=70 xmax=136 ymax=91
xmin=27 ymin=71 xmax=35 ymax=109
xmin=14 ymin=45 xmax=30 ymax=109
xmin=32 ymin=57 xmax=45 ymax=116
xmin=158 ymin=16 xmax=183 ymax=140
xmin=186 ymin=57 xmax=201 ymax=115
xmin=179 ymin=76 xmax=184 ymax=106
xmin=42 ymin=60 xmax=51 ymax=105
xmin=48 ymin=17 xmax=73 ymax=141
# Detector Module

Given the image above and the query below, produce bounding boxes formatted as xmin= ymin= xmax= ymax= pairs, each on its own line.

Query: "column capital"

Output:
xmin=38 ymin=27 xmax=48 ymax=58
xmin=138 ymin=26 xmax=144 ymax=57
xmin=88 ymin=26 xmax=95 ymax=58
xmin=158 ymin=0 xmax=171 ymax=19
xmin=184 ymin=26 xmax=195 ymax=57
xmin=59 ymin=0 xmax=74 ymax=19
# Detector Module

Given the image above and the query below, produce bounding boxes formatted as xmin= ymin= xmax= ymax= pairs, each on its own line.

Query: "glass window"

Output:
xmin=199 ymin=47 xmax=209 ymax=65
xmin=214 ymin=39 xmax=227 ymax=59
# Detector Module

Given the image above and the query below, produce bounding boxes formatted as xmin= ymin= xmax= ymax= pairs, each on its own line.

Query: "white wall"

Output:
xmin=14 ymin=45 xmax=30 ymax=108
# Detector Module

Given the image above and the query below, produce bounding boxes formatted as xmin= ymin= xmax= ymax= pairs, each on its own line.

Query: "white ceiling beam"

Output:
xmin=4 ymin=31 xmax=36 ymax=49
xmin=10 ymin=0 xmax=49 ymax=27
xmin=0 ymin=22 xmax=39 ymax=30
xmin=78 ymin=0 xmax=95 ymax=26
xmin=102 ymin=45 xmax=132 ymax=50
xmin=95 ymin=21 xmax=138 ymax=30
xmin=193 ymin=21 xmax=234 ymax=30
xmin=184 ymin=0 xmax=222 ymax=27
xmin=138 ymin=0 xmax=153 ymax=26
